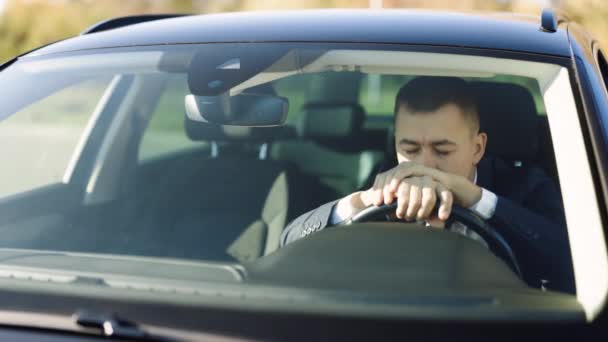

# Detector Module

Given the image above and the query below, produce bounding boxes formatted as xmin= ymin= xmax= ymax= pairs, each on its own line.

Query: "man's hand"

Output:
xmin=357 ymin=175 xmax=452 ymax=223
xmin=334 ymin=162 xmax=481 ymax=224
xmin=337 ymin=175 xmax=451 ymax=224
xmin=368 ymin=162 xmax=482 ymax=216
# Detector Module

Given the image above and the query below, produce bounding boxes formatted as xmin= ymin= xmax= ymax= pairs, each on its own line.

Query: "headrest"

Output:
xmin=471 ymin=82 xmax=540 ymax=162
xmin=296 ymin=102 xmax=365 ymax=139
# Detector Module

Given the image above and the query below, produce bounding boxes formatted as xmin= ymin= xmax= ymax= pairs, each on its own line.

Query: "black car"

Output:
xmin=0 ymin=8 xmax=606 ymax=341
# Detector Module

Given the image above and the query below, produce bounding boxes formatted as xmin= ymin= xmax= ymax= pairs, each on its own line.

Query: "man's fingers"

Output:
xmin=395 ymin=181 xmax=410 ymax=219
xmin=437 ymin=183 xmax=454 ymax=221
xmin=406 ymin=180 xmax=422 ymax=219
xmin=381 ymin=169 xmax=397 ymax=205
xmin=371 ymin=173 xmax=385 ymax=206
xmin=360 ymin=188 xmax=376 ymax=207
xmin=417 ymin=176 xmax=437 ymax=220
xmin=387 ymin=164 xmax=418 ymax=193
xmin=380 ymin=162 xmax=449 ymax=206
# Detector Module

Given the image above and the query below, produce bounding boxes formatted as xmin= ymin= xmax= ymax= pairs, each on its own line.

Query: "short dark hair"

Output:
xmin=394 ymin=76 xmax=479 ymax=132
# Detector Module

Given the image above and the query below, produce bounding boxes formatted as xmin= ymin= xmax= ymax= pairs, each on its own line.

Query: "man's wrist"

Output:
xmin=349 ymin=191 xmax=368 ymax=210
xmin=448 ymin=174 xmax=482 ymax=207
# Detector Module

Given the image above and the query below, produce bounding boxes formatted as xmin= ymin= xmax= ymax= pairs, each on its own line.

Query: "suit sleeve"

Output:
xmin=279 ymin=160 xmax=394 ymax=247
xmin=491 ymin=171 xmax=575 ymax=294
xmin=280 ymin=199 xmax=339 ymax=246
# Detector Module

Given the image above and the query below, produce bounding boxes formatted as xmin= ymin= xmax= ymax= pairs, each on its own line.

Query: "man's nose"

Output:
xmin=418 ymin=150 xmax=439 ymax=169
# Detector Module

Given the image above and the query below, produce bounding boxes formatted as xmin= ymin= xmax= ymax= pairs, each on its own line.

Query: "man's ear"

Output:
xmin=473 ymin=132 xmax=487 ymax=165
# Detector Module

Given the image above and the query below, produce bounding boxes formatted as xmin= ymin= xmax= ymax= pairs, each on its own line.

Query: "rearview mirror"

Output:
xmin=185 ymin=93 xmax=288 ymax=127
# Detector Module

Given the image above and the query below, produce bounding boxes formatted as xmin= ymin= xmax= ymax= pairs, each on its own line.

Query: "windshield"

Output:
xmin=0 ymin=42 xmax=602 ymax=321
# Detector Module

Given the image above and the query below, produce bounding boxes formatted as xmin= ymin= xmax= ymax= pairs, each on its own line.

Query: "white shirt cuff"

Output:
xmin=469 ymin=187 xmax=498 ymax=220
xmin=330 ymin=196 xmax=357 ymax=224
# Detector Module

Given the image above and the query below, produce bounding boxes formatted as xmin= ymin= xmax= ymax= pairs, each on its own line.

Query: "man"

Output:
xmin=280 ymin=76 xmax=575 ymax=294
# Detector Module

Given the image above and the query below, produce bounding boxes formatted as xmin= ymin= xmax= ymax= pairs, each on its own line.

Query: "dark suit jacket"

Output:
xmin=280 ymin=156 xmax=576 ymax=294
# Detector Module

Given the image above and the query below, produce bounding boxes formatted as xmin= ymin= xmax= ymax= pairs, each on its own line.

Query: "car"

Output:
xmin=0 ymin=7 xmax=606 ymax=341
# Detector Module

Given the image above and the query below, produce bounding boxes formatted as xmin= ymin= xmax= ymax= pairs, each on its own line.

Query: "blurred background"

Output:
xmin=0 ymin=0 xmax=606 ymax=63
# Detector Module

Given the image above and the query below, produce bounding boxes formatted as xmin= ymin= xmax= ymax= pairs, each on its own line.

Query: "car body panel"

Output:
xmin=27 ymin=10 xmax=571 ymax=58
xmin=565 ymin=22 xmax=608 ymax=320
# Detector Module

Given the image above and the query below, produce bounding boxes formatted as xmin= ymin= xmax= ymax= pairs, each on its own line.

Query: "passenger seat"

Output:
xmin=130 ymin=122 xmax=335 ymax=263
xmin=271 ymin=102 xmax=384 ymax=196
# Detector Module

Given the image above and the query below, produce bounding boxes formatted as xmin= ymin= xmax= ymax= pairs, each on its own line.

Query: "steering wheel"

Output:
xmin=341 ymin=202 xmax=523 ymax=279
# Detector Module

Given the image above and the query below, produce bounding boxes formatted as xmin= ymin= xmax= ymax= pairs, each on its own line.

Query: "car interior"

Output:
xmin=0 ymin=71 xmax=559 ymax=264
xmin=118 ymin=73 xmax=560 ymax=266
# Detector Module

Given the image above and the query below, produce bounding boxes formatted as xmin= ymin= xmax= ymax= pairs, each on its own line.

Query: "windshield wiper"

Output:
xmin=73 ymin=310 xmax=152 ymax=340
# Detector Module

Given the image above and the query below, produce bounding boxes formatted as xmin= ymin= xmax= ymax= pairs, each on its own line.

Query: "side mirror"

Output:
xmin=185 ymin=93 xmax=288 ymax=127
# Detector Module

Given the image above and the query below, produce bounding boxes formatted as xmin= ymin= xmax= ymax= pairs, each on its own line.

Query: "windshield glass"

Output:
xmin=0 ymin=43 xmax=595 ymax=319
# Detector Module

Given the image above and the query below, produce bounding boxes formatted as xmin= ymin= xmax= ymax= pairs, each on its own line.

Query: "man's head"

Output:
xmin=394 ymin=76 xmax=487 ymax=180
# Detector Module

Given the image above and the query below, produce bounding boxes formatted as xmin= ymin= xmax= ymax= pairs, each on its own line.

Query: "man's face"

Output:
xmin=394 ymin=103 xmax=487 ymax=180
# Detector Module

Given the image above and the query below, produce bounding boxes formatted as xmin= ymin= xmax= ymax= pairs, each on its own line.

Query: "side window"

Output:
xmin=598 ymin=50 xmax=608 ymax=95
xmin=0 ymin=76 xmax=112 ymax=198
xmin=138 ymin=75 xmax=206 ymax=162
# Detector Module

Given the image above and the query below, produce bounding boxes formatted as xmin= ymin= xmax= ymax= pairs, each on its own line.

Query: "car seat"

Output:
xmin=271 ymin=102 xmax=385 ymax=196
xmin=129 ymin=120 xmax=336 ymax=263
xmin=471 ymin=81 xmax=559 ymax=185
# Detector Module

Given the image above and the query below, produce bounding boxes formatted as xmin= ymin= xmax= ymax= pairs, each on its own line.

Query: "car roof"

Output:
xmin=27 ymin=9 xmax=572 ymax=58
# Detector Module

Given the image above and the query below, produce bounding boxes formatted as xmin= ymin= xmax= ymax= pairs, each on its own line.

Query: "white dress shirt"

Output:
xmin=469 ymin=169 xmax=498 ymax=219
